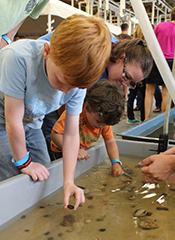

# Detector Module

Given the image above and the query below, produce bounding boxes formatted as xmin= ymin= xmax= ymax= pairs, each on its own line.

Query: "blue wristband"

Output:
xmin=2 ymin=34 xmax=12 ymax=44
xmin=12 ymin=152 xmax=29 ymax=167
xmin=111 ymin=159 xmax=122 ymax=165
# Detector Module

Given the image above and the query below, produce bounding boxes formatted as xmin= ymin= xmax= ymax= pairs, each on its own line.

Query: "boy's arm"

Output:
xmin=104 ymin=138 xmax=124 ymax=177
xmin=51 ymin=130 xmax=63 ymax=150
xmin=5 ymin=94 xmax=49 ymax=181
xmin=51 ymin=130 xmax=90 ymax=161
xmin=62 ymin=113 xmax=85 ymax=210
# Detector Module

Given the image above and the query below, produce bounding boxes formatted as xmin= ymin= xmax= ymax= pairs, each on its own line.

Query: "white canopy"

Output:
xmin=41 ymin=0 xmax=89 ymax=18
xmin=41 ymin=0 xmax=120 ymax=35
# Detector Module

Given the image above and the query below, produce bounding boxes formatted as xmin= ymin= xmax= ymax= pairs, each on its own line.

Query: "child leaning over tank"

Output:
xmin=0 ymin=14 xmax=111 ymax=210
xmin=51 ymin=79 xmax=125 ymax=177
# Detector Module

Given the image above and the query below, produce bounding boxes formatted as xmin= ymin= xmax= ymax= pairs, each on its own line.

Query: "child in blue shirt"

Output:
xmin=0 ymin=14 xmax=111 ymax=210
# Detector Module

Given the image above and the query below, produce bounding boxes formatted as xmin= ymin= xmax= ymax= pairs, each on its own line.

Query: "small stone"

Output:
xmin=88 ymin=205 xmax=94 ymax=209
xmin=66 ymin=228 xmax=73 ymax=233
xmin=44 ymin=214 xmax=50 ymax=218
xmin=156 ymin=206 xmax=169 ymax=211
xmin=96 ymin=216 xmax=104 ymax=221
xmin=67 ymin=204 xmax=74 ymax=210
xmin=56 ymin=202 xmax=63 ymax=205
xmin=24 ymin=229 xmax=30 ymax=232
xmin=85 ymin=219 xmax=91 ymax=223
xmin=44 ymin=232 xmax=50 ymax=235
xmin=21 ymin=215 xmax=26 ymax=219
xmin=40 ymin=205 xmax=45 ymax=208
xmin=48 ymin=202 xmax=54 ymax=206
xmin=99 ymin=228 xmax=106 ymax=232
xmin=58 ymin=233 xmax=63 ymax=237
xmin=84 ymin=189 xmax=90 ymax=195
xmin=86 ymin=195 xmax=93 ymax=200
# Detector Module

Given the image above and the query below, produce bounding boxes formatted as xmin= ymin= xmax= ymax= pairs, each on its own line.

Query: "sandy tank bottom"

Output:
xmin=1 ymin=155 xmax=175 ymax=240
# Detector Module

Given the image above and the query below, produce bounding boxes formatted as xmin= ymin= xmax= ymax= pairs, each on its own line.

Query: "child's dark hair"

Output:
xmin=85 ymin=79 xmax=125 ymax=125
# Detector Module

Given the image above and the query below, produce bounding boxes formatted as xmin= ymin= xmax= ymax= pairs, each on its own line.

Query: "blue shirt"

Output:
xmin=99 ymin=34 xmax=119 ymax=82
xmin=0 ymin=39 xmax=86 ymax=129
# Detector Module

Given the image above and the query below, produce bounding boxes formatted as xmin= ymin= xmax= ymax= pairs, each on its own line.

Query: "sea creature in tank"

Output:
xmin=133 ymin=209 xmax=147 ymax=218
xmin=156 ymin=193 xmax=167 ymax=204
xmin=111 ymin=188 xmax=120 ymax=193
xmin=170 ymin=187 xmax=175 ymax=191
xmin=121 ymin=173 xmax=132 ymax=183
xmin=156 ymin=206 xmax=169 ymax=211
xmin=128 ymin=195 xmax=136 ymax=200
xmin=96 ymin=215 xmax=105 ymax=221
xmin=138 ymin=218 xmax=159 ymax=230
xmin=60 ymin=214 xmax=77 ymax=227
xmin=142 ymin=183 xmax=158 ymax=189
xmin=67 ymin=204 xmax=74 ymax=210
xmin=142 ymin=193 xmax=157 ymax=199
xmin=122 ymin=166 xmax=134 ymax=175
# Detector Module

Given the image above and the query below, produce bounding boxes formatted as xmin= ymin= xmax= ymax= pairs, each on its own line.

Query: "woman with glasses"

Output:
xmin=124 ymin=24 xmax=153 ymax=124
xmin=39 ymin=30 xmax=153 ymax=99
xmin=98 ymin=38 xmax=153 ymax=120
xmin=97 ymin=36 xmax=153 ymax=124
xmin=99 ymin=38 xmax=152 ymax=88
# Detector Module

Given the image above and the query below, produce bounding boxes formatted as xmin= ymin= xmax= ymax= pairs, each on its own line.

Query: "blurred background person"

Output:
xmin=144 ymin=7 xmax=175 ymax=120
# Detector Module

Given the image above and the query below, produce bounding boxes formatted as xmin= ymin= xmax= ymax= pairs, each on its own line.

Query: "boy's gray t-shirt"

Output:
xmin=0 ymin=39 xmax=86 ymax=129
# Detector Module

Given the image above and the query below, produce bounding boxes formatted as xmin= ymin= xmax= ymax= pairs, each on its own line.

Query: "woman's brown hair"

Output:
xmin=110 ymin=38 xmax=153 ymax=78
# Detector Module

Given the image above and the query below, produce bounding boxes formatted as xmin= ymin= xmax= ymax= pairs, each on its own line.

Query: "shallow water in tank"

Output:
xmin=147 ymin=119 xmax=175 ymax=140
xmin=1 ymin=155 xmax=175 ymax=240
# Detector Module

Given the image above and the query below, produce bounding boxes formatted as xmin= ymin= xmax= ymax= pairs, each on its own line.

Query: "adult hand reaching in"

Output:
xmin=139 ymin=154 xmax=175 ymax=181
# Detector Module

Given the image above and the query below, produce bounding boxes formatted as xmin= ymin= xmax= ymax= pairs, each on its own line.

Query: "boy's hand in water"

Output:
xmin=64 ymin=180 xmax=85 ymax=210
xmin=111 ymin=162 xmax=124 ymax=177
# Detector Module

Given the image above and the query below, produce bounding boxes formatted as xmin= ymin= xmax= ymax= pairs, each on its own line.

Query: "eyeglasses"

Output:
xmin=122 ymin=57 xmax=139 ymax=89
